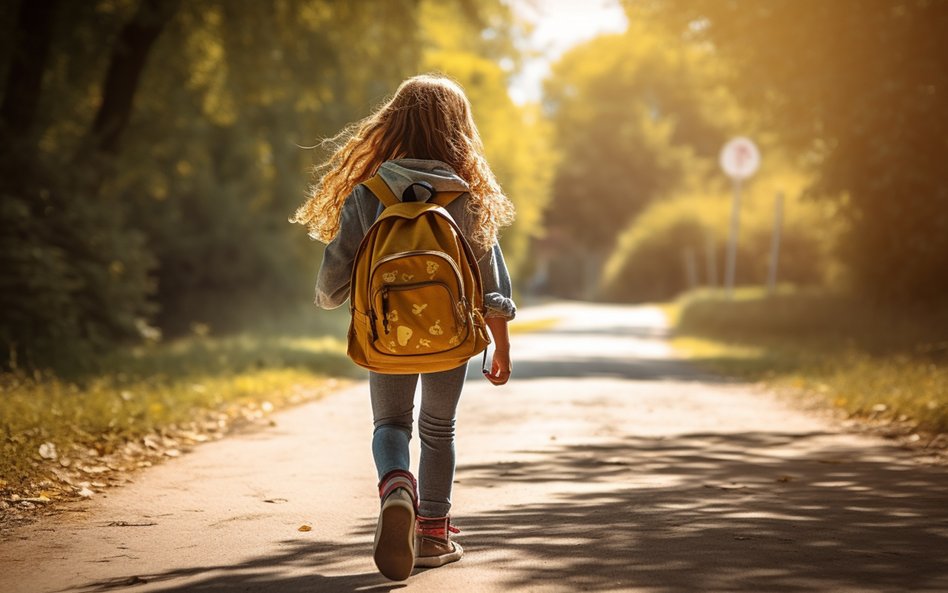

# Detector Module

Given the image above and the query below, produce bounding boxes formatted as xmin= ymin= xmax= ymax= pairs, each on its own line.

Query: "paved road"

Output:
xmin=2 ymin=303 xmax=947 ymax=593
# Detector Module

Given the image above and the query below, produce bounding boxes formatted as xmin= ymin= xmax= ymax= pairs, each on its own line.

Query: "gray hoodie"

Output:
xmin=313 ymin=159 xmax=516 ymax=320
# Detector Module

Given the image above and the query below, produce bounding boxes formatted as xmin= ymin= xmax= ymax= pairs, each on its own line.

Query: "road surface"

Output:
xmin=1 ymin=303 xmax=946 ymax=592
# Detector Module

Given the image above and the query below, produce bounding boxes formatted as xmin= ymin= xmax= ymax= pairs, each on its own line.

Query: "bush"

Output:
xmin=601 ymin=166 xmax=840 ymax=302
xmin=0 ymin=161 xmax=156 ymax=374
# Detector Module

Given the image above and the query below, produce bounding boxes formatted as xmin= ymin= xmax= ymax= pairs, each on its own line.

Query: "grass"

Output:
xmin=1 ymin=304 xmax=362 ymax=500
xmin=668 ymin=287 xmax=948 ymax=438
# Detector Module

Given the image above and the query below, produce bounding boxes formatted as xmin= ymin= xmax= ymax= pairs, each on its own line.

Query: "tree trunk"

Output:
xmin=0 ymin=0 xmax=60 ymax=141
xmin=87 ymin=0 xmax=179 ymax=155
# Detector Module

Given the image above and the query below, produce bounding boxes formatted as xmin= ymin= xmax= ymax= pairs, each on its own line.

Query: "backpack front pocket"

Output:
xmin=372 ymin=281 xmax=467 ymax=355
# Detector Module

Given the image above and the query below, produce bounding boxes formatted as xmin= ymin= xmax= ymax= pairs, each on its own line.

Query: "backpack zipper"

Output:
xmin=370 ymin=250 xmax=465 ymax=296
xmin=375 ymin=280 xmax=464 ymax=331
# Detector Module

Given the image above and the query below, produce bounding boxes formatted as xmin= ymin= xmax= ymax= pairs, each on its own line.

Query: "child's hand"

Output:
xmin=484 ymin=347 xmax=511 ymax=385
xmin=484 ymin=316 xmax=512 ymax=386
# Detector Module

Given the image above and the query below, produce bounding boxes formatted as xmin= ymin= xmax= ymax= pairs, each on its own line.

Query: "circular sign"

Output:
xmin=720 ymin=137 xmax=760 ymax=180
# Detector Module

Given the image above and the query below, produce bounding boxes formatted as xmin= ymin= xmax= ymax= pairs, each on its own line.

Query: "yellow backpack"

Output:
xmin=347 ymin=174 xmax=491 ymax=374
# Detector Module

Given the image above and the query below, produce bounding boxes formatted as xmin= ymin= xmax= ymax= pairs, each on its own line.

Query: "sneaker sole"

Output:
xmin=373 ymin=497 xmax=415 ymax=580
xmin=415 ymin=541 xmax=463 ymax=568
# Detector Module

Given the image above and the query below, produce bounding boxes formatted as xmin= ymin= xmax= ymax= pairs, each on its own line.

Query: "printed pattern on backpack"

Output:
xmin=371 ymin=255 xmax=467 ymax=354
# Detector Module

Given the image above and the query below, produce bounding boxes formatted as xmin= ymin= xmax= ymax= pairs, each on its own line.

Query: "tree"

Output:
xmin=418 ymin=0 xmax=553 ymax=276
xmin=540 ymin=24 xmax=737 ymax=296
xmin=0 ymin=0 xmax=174 ymax=372
xmin=1 ymin=0 xmax=534 ymax=371
xmin=85 ymin=0 xmax=180 ymax=155
xmin=0 ymin=0 xmax=59 ymax=144
xmin=633 ymin=0 xmax=948 ymax=302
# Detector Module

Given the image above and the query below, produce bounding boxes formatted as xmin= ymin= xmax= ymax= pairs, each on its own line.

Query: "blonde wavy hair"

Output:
xmin=290 ymin=74 xmax=514 ymax=249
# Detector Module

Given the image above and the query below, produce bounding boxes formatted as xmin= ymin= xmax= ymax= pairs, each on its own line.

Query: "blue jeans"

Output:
xmin=369 ymin=363 xmax=467 ymax=517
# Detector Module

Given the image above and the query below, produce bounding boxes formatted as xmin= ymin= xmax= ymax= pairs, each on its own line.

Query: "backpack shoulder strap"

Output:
xmin=430 ymin=191 xmax=465 ymax=208
xmin=362 ymin=175 xmax=399 ymax=208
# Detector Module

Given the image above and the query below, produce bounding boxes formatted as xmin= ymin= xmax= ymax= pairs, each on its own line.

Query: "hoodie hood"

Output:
xmin=377 ymin=159 xmax=469 ymax=202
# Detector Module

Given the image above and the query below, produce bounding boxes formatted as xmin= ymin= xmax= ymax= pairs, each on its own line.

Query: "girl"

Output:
xmin=291 ymin=74 xmax=516 ymax=581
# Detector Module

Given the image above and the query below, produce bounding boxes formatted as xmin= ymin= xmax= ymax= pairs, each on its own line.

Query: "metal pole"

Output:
xmin=724 ymin=177 xmax=742 ymax=297
xmin=767 ymin=191 xmax=785 ymax=294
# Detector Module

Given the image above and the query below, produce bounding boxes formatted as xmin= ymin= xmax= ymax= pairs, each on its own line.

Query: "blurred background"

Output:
xmin=2 ymin=0 xmax=946 ymax=493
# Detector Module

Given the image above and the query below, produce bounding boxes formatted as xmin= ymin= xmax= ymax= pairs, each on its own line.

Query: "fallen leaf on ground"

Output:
xmin=298 ymin=524 xmax=312 ymax=532
xmin=21 ymin=496 xmax=51 ymax=504
xmin=80 ymin=465 xmax=110 ymax=474
xmin=264 ymin=498 xmax=288 ymax=504
xmin=39 ymin=442 xmax=58 ymax=460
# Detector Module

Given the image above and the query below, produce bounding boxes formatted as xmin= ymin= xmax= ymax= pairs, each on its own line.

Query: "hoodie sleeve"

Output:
xmin=314 ymin=190 xmax=365 ymax=309
xmin=478 ymin=241 xmax=517 ymax=320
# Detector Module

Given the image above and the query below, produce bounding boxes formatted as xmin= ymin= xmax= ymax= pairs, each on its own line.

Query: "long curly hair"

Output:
xmin=290 ymin=74 xmax=514 ymax=249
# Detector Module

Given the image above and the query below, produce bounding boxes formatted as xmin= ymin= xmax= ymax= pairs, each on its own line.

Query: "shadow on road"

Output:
xmin=452 ymin=431 xmax=948 ymax=592
xmin=75 ymin=540 xmax=402 ymax=593
xmin=485 ymin=356 xmax=734 ymax=384
xmin=73 ymin=308 xmax=948 ymax=592
xmin=82 ymin=432 xmax=948 ymax=592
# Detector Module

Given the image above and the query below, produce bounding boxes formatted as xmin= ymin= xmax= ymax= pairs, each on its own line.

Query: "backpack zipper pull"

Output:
xmin=369 ymin=310 xmax=380 ymax=342
xmin=381 ymin=287 xmax=391 ymax=334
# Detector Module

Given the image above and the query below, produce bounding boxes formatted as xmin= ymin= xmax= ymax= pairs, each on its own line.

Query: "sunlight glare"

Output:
xmin=507 ymin=0 xmax=628 ymax=104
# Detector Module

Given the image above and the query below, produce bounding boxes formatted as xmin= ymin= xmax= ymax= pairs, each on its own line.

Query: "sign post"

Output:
xmin=767 ymin=191 xmax=784 ymax=294
xmin=705 ymin=233 xmax=718 ymax=287
xmin=719 ymin=137 xmax=760 ymax=297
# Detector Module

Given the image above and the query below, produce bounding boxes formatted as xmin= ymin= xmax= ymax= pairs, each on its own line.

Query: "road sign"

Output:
xmin=720 ymin=136 xmax=760 ymax=181
xmin=720 ymin=136 xmax=761 ymax=296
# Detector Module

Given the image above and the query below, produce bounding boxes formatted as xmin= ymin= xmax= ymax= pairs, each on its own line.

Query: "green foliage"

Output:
xmin=419 ymin=0 xmax=554 ymax=276
xmin=2 ymin=0 xmax=545 ymax=373
xmin=543 ymin=24 xmax=738 ymax=253
xmin=536 ymin=22 xmax=742 ymax=298
xmin=602 ymin=161 xmax=840 ymax=301
xmin=117 ymin=0 xmax=429 ymax=334
xmin=0 ymin=156 xmax=156 ymax=373
xmin=634 ymin=0 xmax=948 ymax=302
